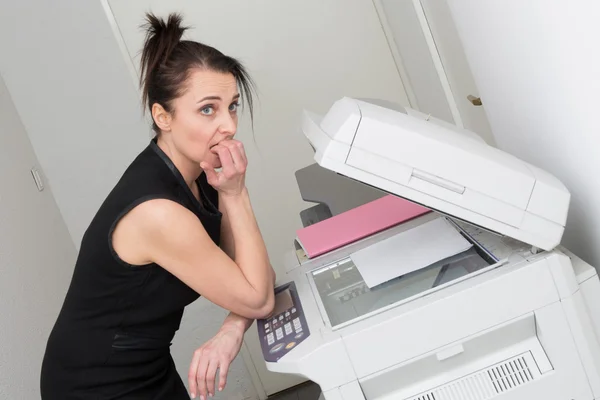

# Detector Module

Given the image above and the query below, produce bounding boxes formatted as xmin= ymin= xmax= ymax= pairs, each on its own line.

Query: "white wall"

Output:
xmin=0 ymin=2 xmax=258 ymax=398
xmin=446 ymin=1 xmax=600 ymax=266
xmin=0 ymin=74 xmax=77 ymax=399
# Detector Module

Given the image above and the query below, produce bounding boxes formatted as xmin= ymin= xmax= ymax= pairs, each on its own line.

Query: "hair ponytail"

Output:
xmin=139 ymin=13 xmax=188 ymax=113
xmin=138 ymin=12 xmax=255 ymax=135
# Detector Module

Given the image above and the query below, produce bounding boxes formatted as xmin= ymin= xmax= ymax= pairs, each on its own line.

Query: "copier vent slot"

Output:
xmin=405 ymin=352 xmax=537 ymax=400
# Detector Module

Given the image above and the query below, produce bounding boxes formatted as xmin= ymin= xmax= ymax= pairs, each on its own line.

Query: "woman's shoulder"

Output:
xmin=92 ymin=145 xmax=181 ymax=220
xmin=117 ymin=144 xmax=179 ymax=192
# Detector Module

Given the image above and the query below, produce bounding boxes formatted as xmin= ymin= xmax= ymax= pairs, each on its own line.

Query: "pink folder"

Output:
xmin=295 ymin=195 xmax=431 ymax=259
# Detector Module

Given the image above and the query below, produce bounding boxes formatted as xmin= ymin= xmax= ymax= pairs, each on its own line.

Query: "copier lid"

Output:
xmin=301 ymin=97 xmax=570 ymax=251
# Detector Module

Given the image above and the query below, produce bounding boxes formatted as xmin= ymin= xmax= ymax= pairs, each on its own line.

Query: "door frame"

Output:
xmin=371 ymin=0 xmax=464 ymax=128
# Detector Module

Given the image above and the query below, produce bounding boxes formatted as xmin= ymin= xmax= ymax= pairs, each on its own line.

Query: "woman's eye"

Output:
xmin=229 ymin=102 xmax=240 ymax=112
xmin=200 ymin=106 xmax=214 ymax=115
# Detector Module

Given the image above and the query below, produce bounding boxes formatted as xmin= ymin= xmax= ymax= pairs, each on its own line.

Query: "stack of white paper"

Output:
xmin=351 ymin=218 xmax=472 ymax=288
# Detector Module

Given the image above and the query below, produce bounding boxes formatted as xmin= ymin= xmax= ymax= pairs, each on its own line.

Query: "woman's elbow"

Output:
xmin=245 ymin=292 xmax=275 ymax=319
xmin=257 ymin=294 xmax=276 ymax=319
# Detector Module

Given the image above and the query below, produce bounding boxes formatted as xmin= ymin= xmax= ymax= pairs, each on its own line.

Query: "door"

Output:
xmin=375 ymin=0 xmax=496 ymax=145
xmin=0 ymin=74 xmax=77 ymax=399
xmin=103 ymin=0 xmax=410 ymax=396
xmin=375 ymin=0 xmax=456 ymax=124
xmin=418 ymin=0 xmax=496 ymax=145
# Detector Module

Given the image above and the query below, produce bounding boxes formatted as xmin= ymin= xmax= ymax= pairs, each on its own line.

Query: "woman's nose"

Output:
xmin=219 ymin=114 xmax=237 ymax=136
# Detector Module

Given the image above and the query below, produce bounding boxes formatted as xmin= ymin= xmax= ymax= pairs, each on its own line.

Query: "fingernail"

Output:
xmin=190 ymin=393 xmax=195 ymax=399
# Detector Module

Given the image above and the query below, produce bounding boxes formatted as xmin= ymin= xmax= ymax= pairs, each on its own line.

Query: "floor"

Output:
xmin=268 ymin=381 xmax=321 ymax=400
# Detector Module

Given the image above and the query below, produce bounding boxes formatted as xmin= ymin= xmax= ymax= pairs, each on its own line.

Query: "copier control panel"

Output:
xmin=257 ymin=281 xmax=310 ymax=362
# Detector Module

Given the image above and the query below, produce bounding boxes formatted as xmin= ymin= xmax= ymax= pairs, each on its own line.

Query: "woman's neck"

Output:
xmin=156 ymin=136 xmax=202 ymax=188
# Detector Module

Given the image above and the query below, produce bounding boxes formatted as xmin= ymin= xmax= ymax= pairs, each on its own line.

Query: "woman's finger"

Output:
xmin=196 ymin=353 xmax=210 ymax=400
xmin=221 ymin=141 xmax=246 ymax=171
xmin=213 ymin=145 xmax=235 ymax=176
xmin=188 ymin=349 xmax=203 ymax=398
xmin=236 ymin=141 xmax=248 ymax=166
xmin=227 ymin=140 xmax=247 ymax=166
xmin=218 ymin=359 xmax=231 ymax=392
xmin=200 ymin=163 xmax=218 ymax=186
xmin=206 ymin=359 xmax=219 ymax=397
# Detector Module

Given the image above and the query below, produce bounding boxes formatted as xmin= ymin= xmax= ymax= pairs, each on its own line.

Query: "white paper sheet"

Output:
xmin=351 ymin=218 xmax=472 ymax=288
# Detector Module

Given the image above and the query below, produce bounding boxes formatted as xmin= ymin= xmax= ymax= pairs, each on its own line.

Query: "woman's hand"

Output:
xmin=188 ymin=322 xmax=245 ymax=399
xmin=201 ymin=140 xmax=247 ymax=197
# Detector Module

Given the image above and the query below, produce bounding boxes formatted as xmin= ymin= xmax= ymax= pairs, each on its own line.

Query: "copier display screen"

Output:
xmin=272 ymin=289 xmax=294 ymax=316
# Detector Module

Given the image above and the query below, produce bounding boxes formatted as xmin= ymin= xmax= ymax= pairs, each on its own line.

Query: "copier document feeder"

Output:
xmin=257 ymin=97 xmax=600 ymax=400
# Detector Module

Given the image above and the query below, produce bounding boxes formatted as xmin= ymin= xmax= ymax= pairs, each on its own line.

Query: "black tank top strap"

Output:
xmin=149 ymin=139 xmax=221 ymax=218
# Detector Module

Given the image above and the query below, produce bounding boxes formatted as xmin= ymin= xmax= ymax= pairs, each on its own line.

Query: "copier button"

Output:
xmin=293 ymin=318 xmax=303 ymax=332
xmin=269 ymin=343 xmax=284 ymax=354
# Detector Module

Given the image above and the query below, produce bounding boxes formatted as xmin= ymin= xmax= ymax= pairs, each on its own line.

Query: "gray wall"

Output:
xmin=0 ymin=74 xmax=77 ymax=399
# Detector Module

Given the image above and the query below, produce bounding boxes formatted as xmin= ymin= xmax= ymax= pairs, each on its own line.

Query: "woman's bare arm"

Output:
xmin=216 ymin=191 xmax=276 ymax=326
xmin=113 ymin=194 xmax=275 ymax=319
xmin=219 ymin=192 xmax=276 ymax=284
xmin=112 ymin=140 xmax=275 ymax=319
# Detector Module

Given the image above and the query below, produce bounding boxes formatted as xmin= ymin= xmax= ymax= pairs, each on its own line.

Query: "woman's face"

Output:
xmin=159 ymin=69 xmax=240 ymax=169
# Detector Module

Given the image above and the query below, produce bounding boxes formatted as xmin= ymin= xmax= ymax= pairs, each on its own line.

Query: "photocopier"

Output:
xmin=257 ymin=97 xmax=600 ymax=400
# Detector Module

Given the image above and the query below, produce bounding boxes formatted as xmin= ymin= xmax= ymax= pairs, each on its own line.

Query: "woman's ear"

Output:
xmin=152 ymin=103 xmax=172 ymax=132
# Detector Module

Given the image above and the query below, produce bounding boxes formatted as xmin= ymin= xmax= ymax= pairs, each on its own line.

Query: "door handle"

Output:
xmin=467 ymin=95 xmax=482 ymax=106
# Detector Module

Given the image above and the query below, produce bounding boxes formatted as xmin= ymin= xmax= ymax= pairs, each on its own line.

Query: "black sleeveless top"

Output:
xmin=40 ymin=139 xmax=222 ymax=399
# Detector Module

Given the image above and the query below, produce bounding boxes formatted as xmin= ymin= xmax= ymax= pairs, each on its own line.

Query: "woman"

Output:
xmin=40 ymin=12 xmax=275 ymax=400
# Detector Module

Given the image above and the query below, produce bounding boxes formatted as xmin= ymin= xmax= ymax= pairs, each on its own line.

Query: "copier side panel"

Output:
xmin=559 ymin=245 xmax=600 ymax=339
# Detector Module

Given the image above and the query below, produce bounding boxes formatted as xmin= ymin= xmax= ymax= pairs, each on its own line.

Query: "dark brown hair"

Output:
xmin=139 ymin=12 xmax=255 ymax=134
